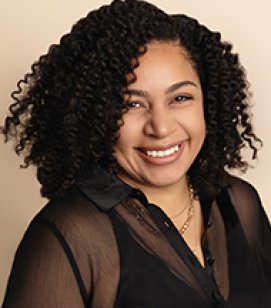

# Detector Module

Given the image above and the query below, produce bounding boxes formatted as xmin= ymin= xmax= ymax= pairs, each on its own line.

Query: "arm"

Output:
xmin=227 ymin=176 xmax=271 ymax=285
xmin=258 ymin=202 xmax=271 ymax=284
xmin=2 ymin=217 xmax=89 ymax=308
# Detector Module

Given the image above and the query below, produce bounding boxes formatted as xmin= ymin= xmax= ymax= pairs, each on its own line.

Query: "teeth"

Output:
xmin=146 ymin=145 xmax=179 ymax=158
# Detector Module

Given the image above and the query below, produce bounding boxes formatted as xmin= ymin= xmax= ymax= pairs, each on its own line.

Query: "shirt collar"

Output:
xmin=74 ymin=165 xmax=133 ymax=211
xmin=74 ymin=164 xmax=214 ymax=225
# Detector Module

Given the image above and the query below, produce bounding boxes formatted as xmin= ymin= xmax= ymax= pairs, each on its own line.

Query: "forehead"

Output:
xmin=144 ymin=41 xmax=188 ymax=57
xmin=129 ymin=41 xmax=200 ymax=88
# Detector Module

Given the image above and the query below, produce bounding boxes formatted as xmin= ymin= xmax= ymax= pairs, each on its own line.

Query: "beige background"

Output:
xmin=0 ymin=0 xmax=270 ymax=301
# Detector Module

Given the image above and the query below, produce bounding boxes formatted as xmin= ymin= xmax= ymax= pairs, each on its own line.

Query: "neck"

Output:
xmin=119 ymin=175 xmax=190 ymax=218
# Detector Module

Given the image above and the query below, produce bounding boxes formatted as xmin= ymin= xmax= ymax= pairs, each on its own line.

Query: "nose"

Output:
xmin=143 ymin=106 xmax=176 ymax=138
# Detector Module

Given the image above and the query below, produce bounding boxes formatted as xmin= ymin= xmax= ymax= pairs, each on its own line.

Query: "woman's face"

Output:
xmin=114 ymin=41 xmax=205 ymax=190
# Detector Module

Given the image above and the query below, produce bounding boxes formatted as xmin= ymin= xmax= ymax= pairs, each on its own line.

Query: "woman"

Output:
xmin=2 ymin=0 xmax=271 ymax=307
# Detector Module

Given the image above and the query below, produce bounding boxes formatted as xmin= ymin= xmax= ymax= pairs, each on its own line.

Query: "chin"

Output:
xmin=144 ymin=171 xmax=186 ymax=188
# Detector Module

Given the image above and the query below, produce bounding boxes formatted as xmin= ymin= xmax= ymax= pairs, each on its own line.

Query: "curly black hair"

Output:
xmin=2 ymin=0 xmax=261 ymax=199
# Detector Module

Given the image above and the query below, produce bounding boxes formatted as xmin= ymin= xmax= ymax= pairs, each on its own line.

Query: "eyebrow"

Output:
xmin=123 ymin=81 xmax=198 ymax=97
xmin=165 ymin=81 xmax=198 ymax=94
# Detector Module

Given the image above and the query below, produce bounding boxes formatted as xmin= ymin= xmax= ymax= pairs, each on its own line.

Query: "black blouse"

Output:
xmin=2 ymin=168 xmax=271 ymax=307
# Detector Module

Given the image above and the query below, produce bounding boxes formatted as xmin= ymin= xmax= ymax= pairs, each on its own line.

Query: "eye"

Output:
xmin=126 ymin=101 xmax=144 ymax=109
xmin=173 ymin=95 xmax=193 ymax=103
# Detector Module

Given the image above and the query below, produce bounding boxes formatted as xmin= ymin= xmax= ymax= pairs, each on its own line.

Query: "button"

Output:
xmin=134 ymin=190 xmax=142 ymax=197
xmin=163 ymin=220 xmax=170 ymax=229
xmin=207 ymin=258 xmax=215 ymax=265
xmin=207 ymin=221 xmax=213 ymax=228
xmin=207 ymin=256 xmax=214 ymax=265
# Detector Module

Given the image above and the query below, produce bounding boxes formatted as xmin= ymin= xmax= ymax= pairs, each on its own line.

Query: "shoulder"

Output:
xmin=33 ymin=188 xmax=116 ymax=253
xmin=226 ymin=174 xmax=260 ymax=197
xmin=27 ymin=189 xmax=119 ymax=291
xmin=223 ymin=174 xmax=265 ymax=246
xmin=225 ymin=174 xmax=261 ymax=210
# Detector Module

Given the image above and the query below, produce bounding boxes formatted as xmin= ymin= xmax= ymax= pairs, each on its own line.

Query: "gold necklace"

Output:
xmin=169 ymin=191 xmax=190 ymax=219
xmin=125 ymin=177 xmax=196 ymax=237
xmin=178 ymin=183 xmax=195 ymax=235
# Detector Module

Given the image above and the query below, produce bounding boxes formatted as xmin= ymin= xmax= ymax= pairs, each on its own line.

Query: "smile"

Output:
xmin=136 ymin=142 xmax=185 ymax=165
xmin=146 ymin=145 xmax=179 ymax=158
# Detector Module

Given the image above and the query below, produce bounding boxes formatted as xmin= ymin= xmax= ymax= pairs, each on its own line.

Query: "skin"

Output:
xmin=114 ymin=41 xmax=206 ymax=264
xmin=115 ymin=41 xmax=205 ymax=203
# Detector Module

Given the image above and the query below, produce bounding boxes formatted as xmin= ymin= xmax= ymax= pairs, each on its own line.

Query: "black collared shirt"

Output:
xmin=2 ymin=169 xmax=271 ymax=307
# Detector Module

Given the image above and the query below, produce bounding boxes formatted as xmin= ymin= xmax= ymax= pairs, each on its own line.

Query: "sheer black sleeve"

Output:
xmin=227 ymin=176 xmax=271 ymax=284
xmin=2 ymin=193 xmax=121 ymax=308
xmin=258 ymin=199 xmax=271 ymax=284
xmin=2 ymin=216 xmax=88 ymax=308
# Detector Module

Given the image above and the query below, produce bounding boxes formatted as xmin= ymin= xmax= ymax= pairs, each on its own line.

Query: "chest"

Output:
xmin=106 ymin=207 xmax=270 ymax=308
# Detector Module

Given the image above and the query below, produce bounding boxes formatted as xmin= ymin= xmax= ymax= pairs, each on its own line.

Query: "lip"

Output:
xmin=136 ymin=141 xmax=182 ymax=152
xmin=136 ymin=141 xmax=186 ymax=165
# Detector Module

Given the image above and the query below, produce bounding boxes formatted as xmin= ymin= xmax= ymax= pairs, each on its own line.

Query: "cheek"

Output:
xmin=114 ymin=133 xmax=126 ymax=154
xmin=196 ymin=111 xmax=206 ymax=134
xmin=181 ymin=105 xmax=206 ymax=138
xmin=115 ymin=122 xmax=134 ymax=153
xmin=116 ymin=114 xmax=144 ymax=150
xmin=114 ymin=136 xmax=128 ymax=166
xmin=195 ymin=116 xmax=206 ymax=143
xmin=194 ymin=102 xmax=205 ymax=130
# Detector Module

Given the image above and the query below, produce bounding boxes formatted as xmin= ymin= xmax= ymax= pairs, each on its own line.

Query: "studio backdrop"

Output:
xmin=0 ymin=0 xmax=270 ymax=301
